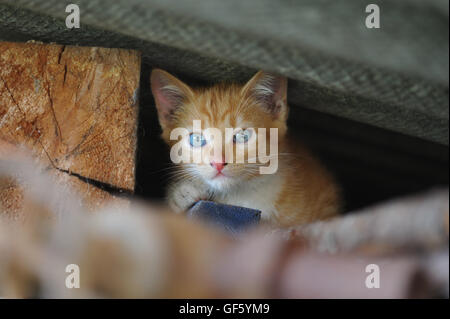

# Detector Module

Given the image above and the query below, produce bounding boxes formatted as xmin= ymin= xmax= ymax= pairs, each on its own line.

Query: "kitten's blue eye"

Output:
xmin=233 ymin=129 xmax=252 ymax=144
xmin=189 ymin=133 xmax=207 ymax=147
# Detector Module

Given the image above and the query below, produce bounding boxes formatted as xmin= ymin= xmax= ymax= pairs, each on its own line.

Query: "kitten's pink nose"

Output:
xmin=210 ymin=161 xmax=226 ymax=172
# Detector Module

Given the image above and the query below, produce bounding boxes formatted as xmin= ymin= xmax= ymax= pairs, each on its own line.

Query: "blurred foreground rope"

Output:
xmin=291 ymin=189 xmax=449 ymax=254
xmin=0 ymin=150 xmax=448 ymax=298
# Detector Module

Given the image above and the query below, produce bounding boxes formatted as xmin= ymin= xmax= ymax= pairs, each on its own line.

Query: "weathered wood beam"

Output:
xmin=0 ymin=41 xmax=140 ymax=218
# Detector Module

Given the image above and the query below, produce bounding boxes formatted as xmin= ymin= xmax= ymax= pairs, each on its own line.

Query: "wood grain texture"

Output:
xmin=0 ymin=41 xmax=140 ymax=216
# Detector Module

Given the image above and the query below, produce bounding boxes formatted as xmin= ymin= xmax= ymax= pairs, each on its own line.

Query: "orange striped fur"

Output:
xmin=151 ymin=69 xmax=341 ymax=227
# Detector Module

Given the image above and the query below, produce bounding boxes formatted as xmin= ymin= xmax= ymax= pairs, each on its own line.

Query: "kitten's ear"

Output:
xmin=241 ymin=71 xmax=288 ymax=120
xmin=150 ymin=69 xmax=194 ymax=129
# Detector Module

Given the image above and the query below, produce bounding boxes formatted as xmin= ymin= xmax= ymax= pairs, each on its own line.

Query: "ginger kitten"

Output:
xmin=150 ymin=69 xmax=340 ymax=227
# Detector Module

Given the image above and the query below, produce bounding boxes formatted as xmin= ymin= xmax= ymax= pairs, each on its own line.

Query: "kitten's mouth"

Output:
xmin=213 ymin=172 xmax=227 ymax=179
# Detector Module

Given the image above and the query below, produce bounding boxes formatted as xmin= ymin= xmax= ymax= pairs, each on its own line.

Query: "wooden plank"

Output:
xmin=0 ymin=41 xmax=140 ymax=217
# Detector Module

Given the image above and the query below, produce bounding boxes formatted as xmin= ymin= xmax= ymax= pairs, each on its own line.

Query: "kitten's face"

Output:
xmin=151 ymin=70 xmax=288 ymax=191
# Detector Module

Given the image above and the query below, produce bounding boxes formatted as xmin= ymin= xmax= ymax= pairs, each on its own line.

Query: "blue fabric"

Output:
xmin=187 ymin=200 xmax=261 ymax=235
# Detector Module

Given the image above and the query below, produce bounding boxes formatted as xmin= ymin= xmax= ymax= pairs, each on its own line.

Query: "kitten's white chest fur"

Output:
xmin=211 ymin=173 xmax=283 ymax=221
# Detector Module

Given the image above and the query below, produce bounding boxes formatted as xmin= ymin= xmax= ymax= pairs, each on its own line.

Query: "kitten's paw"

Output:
xmin=168 ymin=182 xmax=210 ymax=213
